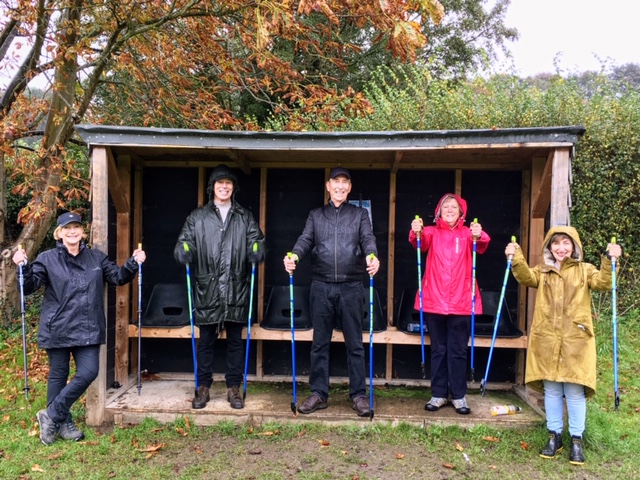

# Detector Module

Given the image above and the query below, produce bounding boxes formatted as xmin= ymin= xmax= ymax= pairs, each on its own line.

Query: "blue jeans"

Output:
xmin=543 ymin=380 xmax=586 ymax=437
xmin=425 ymin=314 xmax=470 ymax=400
xmin=197 ymin=322 xmax=244 ymax=388
xmin=309 ymin=280 xmax=366 ymax=400
xmin=46 ymin=345 xmax=100 ymax=423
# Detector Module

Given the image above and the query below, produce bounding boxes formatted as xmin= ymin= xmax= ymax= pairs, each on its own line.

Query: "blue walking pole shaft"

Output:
xmin=470 ymin=218 xmax=478 ymax=383
xmin=184 ymin=243 xmax=199 ymax=390
xmin=415 ymin=216 xmax=426 ymax=379
xmin=368 ymin=254 xmax=375 ymax=421
xmin=481 ymin=236 xmax=516 ymax=396
xmin=287 ymin=252 xmax=298 ymax=415
xmin=18 ymin=244 xmax=29 ymax=400
xmin=243 ymin=243 xmax=258 ymax=401
xmin=611 ymin=237 xmax=620 ymax=411
xmin=137 ymin=243 xmax=143 ymax=396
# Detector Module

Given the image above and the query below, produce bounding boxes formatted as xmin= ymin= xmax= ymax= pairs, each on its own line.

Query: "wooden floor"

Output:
xmin=105 ymin=373 xmax=543 ymax=429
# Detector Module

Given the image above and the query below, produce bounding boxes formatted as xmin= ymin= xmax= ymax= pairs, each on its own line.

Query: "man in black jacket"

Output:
xmin=283 ymin=167 xmax=380 ymax=417
xmin=175 ymin=165 xmax=265 ymax=410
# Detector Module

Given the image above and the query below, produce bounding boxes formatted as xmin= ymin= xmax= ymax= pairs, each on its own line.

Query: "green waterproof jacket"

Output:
xmin=174 ymin=200 xmax=265 ymax=327
xmin=510 ymin=226 xmax=612 ymax=397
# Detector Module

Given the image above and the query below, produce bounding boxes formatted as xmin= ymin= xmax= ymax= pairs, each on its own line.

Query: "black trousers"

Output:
xmin=425 ymin=314 xmax=470 ymax=400
xmin=309 ymin=280 xmax=366 ymax=400
xmin=197 ymin=322 xmax=244 ymax=388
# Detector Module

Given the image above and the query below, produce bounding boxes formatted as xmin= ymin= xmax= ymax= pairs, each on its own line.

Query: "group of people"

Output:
xmin=15 ymin=164 xmax=620 ymax=465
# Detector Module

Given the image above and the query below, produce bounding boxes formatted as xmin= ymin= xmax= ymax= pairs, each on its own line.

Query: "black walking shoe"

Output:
xmin=227 ymin=386 xmax=244 ymax=409
xmin=298 ymin=393 xmax=328 ymax=414
xmin=351 ymin=395 xmax=372 ymax=417
xmin=36 ymin=409 xmax=59 ymax=446
xmin=569 ymin=436 xmax=585 ymax=465
xmin=58 ymin=414 xmax=85 ymax=441
xmin=191 ymin=385 xmax=210 ymax=409
xmin=539 ymin=430 xmax=563 ymax=459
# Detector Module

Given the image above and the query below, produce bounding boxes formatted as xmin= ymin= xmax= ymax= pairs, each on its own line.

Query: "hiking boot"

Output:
xmin=351 ymin=395 xmax=371 ymax=417
xmin=452 ymin=397 xmax=471 ymax=415
xmin=539 ymin=430 xmax=563 ymax=459
xmin=227 ymin=386 xmax=244 ymax=409
xmin=425 ymin=397 xmax=448 ymax=411
xmin=298 ymin=393 xmax=328 ymax=414
xmin=36 ymin=409 xmax=59 ymax=446
xmin=569 ymin=435 xmax=585 ymax=465
xmin=191 ymin=385 xmax=210 ymax=409
xmin=58 ymin=414 xmax=85 ymax=441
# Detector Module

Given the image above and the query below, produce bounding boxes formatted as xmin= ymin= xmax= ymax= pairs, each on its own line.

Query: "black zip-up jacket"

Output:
xmin=18 ymin=242 xmax=138 ymax=349
xmin=291 ymin=201 xmax=378 ymax=282
xmin=174 ymin=200 xmax=265 ymax=326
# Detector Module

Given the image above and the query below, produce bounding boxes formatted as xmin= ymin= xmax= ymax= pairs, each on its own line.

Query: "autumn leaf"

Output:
xmin=442 ymin=462 xmax=455 ymax=469
xmin=520 ymin=441 xmax=529 ymax=450
xmin=137 ymin=443 xmax=165 ymax=453
xmin=256 ymin=430 xmax=279 ymax=436
xmin=455 ymin=440 xmax=464 ymax=451
xmin=318 ymin=439 xmax=330 ymax=447
xmin=31 ymin=465 xmax=45 ymax=472
xmin=395 ymin=453 xmax=405 ymax=459
xmin=249 ymin=448 xmax=262 ymax=455
xmin=483 ymin=436 xmax=500 ymax=443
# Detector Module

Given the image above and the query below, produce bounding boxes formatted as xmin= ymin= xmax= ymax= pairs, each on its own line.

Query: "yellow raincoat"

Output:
xmin=510 ymin=226 xmax=612 ymax=397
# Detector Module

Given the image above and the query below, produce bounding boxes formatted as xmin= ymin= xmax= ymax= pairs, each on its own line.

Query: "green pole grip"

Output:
xmin=511 ymin=236 xmax=517 ymax=243
xmin=183 ymin=242 xmax=189 ymax=252
xmin=253 ymin=242 xmax=258 ymax=252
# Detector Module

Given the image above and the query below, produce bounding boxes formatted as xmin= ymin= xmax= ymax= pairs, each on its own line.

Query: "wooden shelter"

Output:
xmin=74 ymin=124 xmax=584 ymax=425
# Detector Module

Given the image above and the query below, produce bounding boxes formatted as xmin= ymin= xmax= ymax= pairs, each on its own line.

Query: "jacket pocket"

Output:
xmin=195 ymin=273 xmax=220 ymax=309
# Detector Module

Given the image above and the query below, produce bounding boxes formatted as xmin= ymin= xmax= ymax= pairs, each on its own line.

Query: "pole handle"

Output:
xmin=183 ymin=242 xmax=189 ymax=252
xmin=253 ymin=242 xmax=258 ymax=252
xmin=611 ymin=236 xmax=616 ymax=244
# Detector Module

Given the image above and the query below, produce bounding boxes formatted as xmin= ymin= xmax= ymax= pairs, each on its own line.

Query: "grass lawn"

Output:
xmin=1 ymin=303 xmax=639 ymax=479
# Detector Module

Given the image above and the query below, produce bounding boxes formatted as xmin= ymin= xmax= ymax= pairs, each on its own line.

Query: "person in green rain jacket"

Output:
xmin=505 ymin=226 xmax=621 ymax=466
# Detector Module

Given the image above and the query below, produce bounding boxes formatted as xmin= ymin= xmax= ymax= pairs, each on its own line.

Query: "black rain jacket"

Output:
xmin=19 ymin=242 xmax=139 ymax=349
xmin=174 ymin=200 xmax=265 ymax=327
xmin=291 ymin=201 xmax=378 ymax=282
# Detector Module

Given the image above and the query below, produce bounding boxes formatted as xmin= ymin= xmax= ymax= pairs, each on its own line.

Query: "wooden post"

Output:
xmin=550 ymin=148 xmax=571 ymax=227
xmin=86 ymin=147 xmax=109 ymax=426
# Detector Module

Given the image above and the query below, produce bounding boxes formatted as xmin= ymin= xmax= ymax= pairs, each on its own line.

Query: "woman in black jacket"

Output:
xmin=13 ymin=212 xmax=145 ymax=446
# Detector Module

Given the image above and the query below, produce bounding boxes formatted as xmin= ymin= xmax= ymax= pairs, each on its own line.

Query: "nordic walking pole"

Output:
xmin=470 ymin=218 xmax=478 ymax=383
xmin=183 ymin=243 xmax=199 ymax=391
xmin=415 ymin=215 xmax=427 ymax=379
xmin=243 ymin=243 xmax=258 ymax=401
xmin=368 ymin=254 xmax=375 ymax=421
xmin=287 ymin=252 xmax=298 ymax=415
xmin=17 ymin=245 xmax=29 ymax=400
xmin=611 ymin=237 xmax=620 ymax=411
xmin=137 ymin=243 xmax=143 ymax=396
xmin=481 ymin=235 xmax=516 ymax=396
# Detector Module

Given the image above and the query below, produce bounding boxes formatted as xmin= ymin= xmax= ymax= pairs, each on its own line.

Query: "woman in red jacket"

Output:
xmin=409 ymin=193 xmax=490 ymax=414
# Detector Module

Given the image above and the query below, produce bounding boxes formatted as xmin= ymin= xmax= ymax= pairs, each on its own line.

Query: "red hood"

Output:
xmin=434 ymin=193 xmax=467 ymax=229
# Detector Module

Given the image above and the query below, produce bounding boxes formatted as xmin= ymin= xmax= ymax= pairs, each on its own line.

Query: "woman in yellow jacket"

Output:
xmin=505 ymin=226 xmax=620 ymax=465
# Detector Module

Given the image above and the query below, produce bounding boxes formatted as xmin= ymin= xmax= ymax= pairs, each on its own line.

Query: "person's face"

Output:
xmin=326 ymin=175 xmax=352 ymax=207
xmin=550 ymin=236 xmax=574 ymax=264
xmin=60 ymin=222 xmax=83 ymax=247
xmin=440 ymin=197 xmax=461 ymax=227
xmin=213 ymin=178 xmax=234 ymax=203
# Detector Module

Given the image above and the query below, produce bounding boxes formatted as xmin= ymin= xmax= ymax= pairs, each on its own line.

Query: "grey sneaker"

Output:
xmin=58 ymin=414 xmax=85 ymax=441
xmin=452 ymin=397 xmax=471 ymax=415
xmin=425 ymin=397 xmax=448 ymax=411
xmin=36 ymin=409 xmax=59 ymax=446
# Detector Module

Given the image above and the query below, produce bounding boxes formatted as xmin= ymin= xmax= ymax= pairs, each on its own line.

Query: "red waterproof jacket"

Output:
xmin=408 ymin=193 xmax=490 ymax=315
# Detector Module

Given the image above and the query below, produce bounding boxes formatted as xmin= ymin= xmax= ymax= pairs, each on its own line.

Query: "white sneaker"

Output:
xmin=425 ymin=397 xmax=448 ymax=411
xmin=452 ymin=397 xmax=471 ymax=414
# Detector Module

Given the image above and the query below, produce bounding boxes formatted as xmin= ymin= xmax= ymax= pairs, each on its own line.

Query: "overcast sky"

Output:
xmin=495 ymin=0 xmax=640 ymax=76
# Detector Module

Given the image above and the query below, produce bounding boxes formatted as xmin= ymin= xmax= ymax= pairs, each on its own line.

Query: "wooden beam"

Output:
xmin=198 ymin=167 xmax=206 ymax=207
xmin=528 ymin=158 xmax=546 ymax=330
xmin=531 ymin=151 xmax=553 ymax=218
xmin=86 ymin=147 xmax=109 ymax=426
xmin=115 ymin=157 xmax=132 ymax=385
xmin=515 ymin=170 xmax=531 ymax=385
xmin=105 ymin=147 xmax=129 ymax=214
xmin=455 ymin=169 xmax=462 ymax=196
xmin=390 ymin=151 xmax=403 ymax=174
xmin=256 ymin=168 xmax=268 ymax=380
xmin=550 ymin=148 xmax=571 ymax=227
xmin=387 ymin=171 xmax=397 ymax=327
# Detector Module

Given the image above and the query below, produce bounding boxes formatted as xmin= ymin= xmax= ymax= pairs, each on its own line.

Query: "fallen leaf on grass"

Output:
xmin=454 ymin=440 xmax=464 ymax=451
xmin=145 ymin=453 xmax=156 ymax=460
xmin=110 ymin=435 xmax=116 ymax=443
xmin=107 ymin=472 xmax=117 ymax=478
xmin=520 ymin=441 xmax=529 ymax=450
xmin=195 ymin=446 xmax=203 ymax=454
xmin=47 ymin=453 xmax=64 ymax=460
xmin=31 ymin=465 xmax=45 ymax=472
xmin=442 ymin=463 xmax=455 ymax=469
xmin=246 ymin=426 xmax=254 ymax=434
xmin=141 ymin=372 xmax=161 ymax=381
xmin=137 ymin=443 xmax=165 ymax=453
xmin=19 ymin=420 xmax=26 ymax=429
xmin=3 ymin=414 xmax=10 ymax=422
xmin=296 ymin=429 xmax=307 ymax=438
xmin=28 ymin=428 xmax=38 ymax=437
xmin=249 ymin=448 xmax=262 ymax=455
xmin=341 ymin=450 xmax=349 ymax=455
xmin=489 ymin=465 xmax=497 ymax=469
xmin=256 ymin=430 xmax=279 ymax=436
xmin=80 ymin=441 xmax=100 ymax=446
xmin=318 ymin=439 xmax=330 ymax=447
xmin=396 ymin=453 xmax=405 ymax=459
xmin=482 ymin=436 xmax=500 ymax=443
xmin=150 ymin=427 xmax=164 ymax=433
xmin=175 ymin=427 xmax=188 ymax=437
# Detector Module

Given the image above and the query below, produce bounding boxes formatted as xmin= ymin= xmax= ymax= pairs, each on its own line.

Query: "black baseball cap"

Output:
xmin=57 ymin=212 xmax=82 ymax=227
xmin=329 ymin=166 xmax=351 ymax=180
